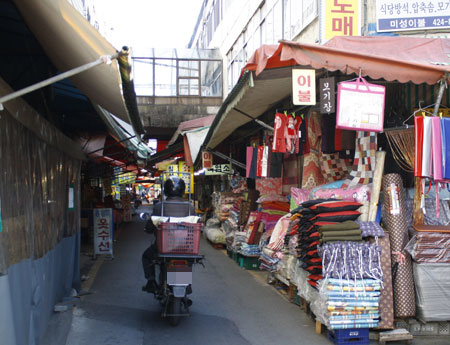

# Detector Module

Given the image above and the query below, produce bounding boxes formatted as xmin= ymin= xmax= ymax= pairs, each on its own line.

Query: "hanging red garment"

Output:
xmin=293 ymin=115 xmax=303 ymax=154
xmin=256 ymin=146 xmax=264 ymax=177
xmin=414 ymin=116 xmax=424 ymax=177
xmin=273 ymin=112 xmax=287 ymax=153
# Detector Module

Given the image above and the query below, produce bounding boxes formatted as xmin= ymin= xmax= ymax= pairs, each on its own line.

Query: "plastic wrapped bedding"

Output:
xmin=293 ymin=263 xmax=319 ymax=303
xmin=313 ymin=278 xmax=381 ymax=329
xmin=406 ymin=232 xmax=450 ymax=263
xmin=204 ymin=227 xmax=226 ymax=244
xmin=414 ymin=263 xmax=450 ymax=321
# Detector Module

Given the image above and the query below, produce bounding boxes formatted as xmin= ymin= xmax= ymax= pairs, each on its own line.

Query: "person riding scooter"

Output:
xmin=142 ymin=176 xmax=195 ymax=293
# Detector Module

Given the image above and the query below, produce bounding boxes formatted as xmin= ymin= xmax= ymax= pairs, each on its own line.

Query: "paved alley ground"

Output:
xmin=44 ymin=206 xmax=450 ymax=345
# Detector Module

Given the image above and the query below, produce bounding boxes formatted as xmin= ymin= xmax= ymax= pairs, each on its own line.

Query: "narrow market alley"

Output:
xmin=42 ymin=206 xmax=450 ymax=345
xmin=50 ymin=205 xmax=328 ymax=345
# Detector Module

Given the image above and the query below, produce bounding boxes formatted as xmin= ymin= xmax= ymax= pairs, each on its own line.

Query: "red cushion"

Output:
xmin=310 ymin=201 xmax=362 ymax=214
xmin=311 ymin=210 xmax=361 ymax=222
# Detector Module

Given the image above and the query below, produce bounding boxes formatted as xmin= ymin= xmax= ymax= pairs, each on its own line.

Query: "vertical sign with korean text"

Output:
xmin=320 ymin=77 xmax=336 ymax=114
xmin=292 ymin=69 xmax=316 ymax=105
xmin=94 ymin=208 xmax=114 ymax=257
xmin=376 ymin=0 xmax=450 ymax=32
xmin=167 ymin=164 xmax=179 ymax=178
xmin=178 ymin=161 xmax=194 ymax=194
xmin=202 ymin=151 xmax=213 ymax=169
xmin=321 ymin=0 xmax=361 ymax=43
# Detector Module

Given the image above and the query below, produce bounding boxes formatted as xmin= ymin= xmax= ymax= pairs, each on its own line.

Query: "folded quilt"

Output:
xmin=320 ymin=229 xmax=362 ymax=237
xmin=319 ymin=220 xmax=360 ymax=231
xmin=320 ymin=235 xmax=363 ymax=242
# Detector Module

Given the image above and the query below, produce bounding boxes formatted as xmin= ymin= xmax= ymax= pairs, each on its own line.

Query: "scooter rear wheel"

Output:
xmin=169 ymin=296 xmax=181 ymax=326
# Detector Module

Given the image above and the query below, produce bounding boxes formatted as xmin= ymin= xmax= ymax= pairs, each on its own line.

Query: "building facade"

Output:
xmin=190 ymin=0 xmax=450 ymax=96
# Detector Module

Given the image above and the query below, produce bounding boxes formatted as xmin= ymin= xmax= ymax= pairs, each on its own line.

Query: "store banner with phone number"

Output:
xmin=166 ymin=162 xmax=194 ymax=194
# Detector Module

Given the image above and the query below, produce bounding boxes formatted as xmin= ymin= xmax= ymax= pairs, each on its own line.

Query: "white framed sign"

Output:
xmin=376 ymin=0 xmax=450 ymax=32
xmin=94 ymin=208 xmax=114 ymax=257
xmin=292 ymin=69 xmax=316 ymax=105
xmin=336 ymin=77 xmax=385 ymax=132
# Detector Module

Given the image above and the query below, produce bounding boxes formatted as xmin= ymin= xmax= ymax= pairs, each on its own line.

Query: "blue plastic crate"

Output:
xmin=327 ymin=328 xmax=369 ymax=345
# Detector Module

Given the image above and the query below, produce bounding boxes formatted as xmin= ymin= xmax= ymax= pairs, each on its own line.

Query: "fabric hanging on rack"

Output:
xmin=441 ymin=117 xmax=450 ymax=179
xmin=256 ymin=146 xmax=264 ymax=177
xmin=273 ymin=112 xmax=287 ymax=153
xmin=249 ymin=147 xmax=258 ymax=179
xmin=431 ymin=117 xmax=443 ymax=181
xmin=319 ymin=152 xmax=352 ymax=183
xmin=321 ymin=114 xmax=336 ymax=153
xmin=421 ymin=117 xmax=433 ymax=177
xmin=414 ymin=116 xmax=424 ymax=177
xmin=382 ymin=173 xmax=416 ymax=318
xmin=302 ymin=111 xmax=324 ymax=189
xmin=283 ymin=155 xmax=299 ymax=195
xmin=341 ymin=131 xmax=377 ymax=188
xmin=246 ymin=147 xmax=253 ymax=178
xmin=270 ymin=152 xmax=283 ymax=178
xmin=261 ymin=146 xmax=269 ymax=177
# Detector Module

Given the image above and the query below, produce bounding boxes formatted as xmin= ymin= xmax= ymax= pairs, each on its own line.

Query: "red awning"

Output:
xmin=243 ymin=36 xmax=450 ymax=85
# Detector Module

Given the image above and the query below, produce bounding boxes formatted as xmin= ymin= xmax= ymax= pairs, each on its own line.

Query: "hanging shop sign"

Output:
xmin=205 ymin=164 xmax=232 ymax=175
xmin=376 ymin=0 xmax=450 ymax=32
xmin=167 ymin=164 xmax=179 ymax=177
xmin=292 ymin=69 xmax=316 ymax=105
xmin=202 ymin=151 xmax=213 ymax=169
xmin=94 ymin=208 xmax=114 ymax=257
xmin=320 ymin=0 xmax=361 ymax=43
xmin=336 ymin=77 xmax=386 ymax=132
xmin=121 ymin=194 xmax=132 ymax=222
xmin=68 ymin=184 xmax=75 ymax=211
xmin=178 ymin=161 xmax=194 ymax=194
xmin=320 ymin=77 xmax=336 ymax=114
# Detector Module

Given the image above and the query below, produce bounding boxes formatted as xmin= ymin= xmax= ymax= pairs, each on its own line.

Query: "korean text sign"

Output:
xmin=321 ymin=0 xmax=361 ymax=43
xmin=202 ymin=151 xmax=213 ymax=169
xmin=336 ymin=77 xmax=386 ymax=132
xmin=376 ymin=0 xmax=450 ymax=32
xmin=320 ymin=77 xmax=336 ymax=114
xmin=292 ymin=69 xmax=316 ymax=105
xmin=205 ymin=164 xmax=232 ymax=175
xmin=94 ymin=208 xmax=113 ymax=256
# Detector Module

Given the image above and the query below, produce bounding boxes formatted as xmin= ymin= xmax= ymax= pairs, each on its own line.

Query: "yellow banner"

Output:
xmin=322 ymin=0 xmax=360 ymax=42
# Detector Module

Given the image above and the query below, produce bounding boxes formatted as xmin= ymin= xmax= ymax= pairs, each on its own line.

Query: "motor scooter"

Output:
xmin=141 ymin=213 xmax=203 ymax=326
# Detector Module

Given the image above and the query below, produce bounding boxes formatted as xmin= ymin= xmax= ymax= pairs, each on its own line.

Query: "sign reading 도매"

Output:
xmin=320 ymin=0 xmax=361 ymax=43
xmin=376 ymin=0 xmax=450 ymax=32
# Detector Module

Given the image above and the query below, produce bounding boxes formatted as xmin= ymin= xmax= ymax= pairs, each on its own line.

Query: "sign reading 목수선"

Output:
xmin=336 ymin=77 xmax=386 ymax=132
xmin=376 ymin=0 xmax=450 ymax=32
xmin=94 ymin=208 xmax=114 ymax=257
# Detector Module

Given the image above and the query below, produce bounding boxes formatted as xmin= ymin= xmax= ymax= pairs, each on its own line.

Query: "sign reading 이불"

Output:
xmin=292 ymin=69 xmax=316 ymax=105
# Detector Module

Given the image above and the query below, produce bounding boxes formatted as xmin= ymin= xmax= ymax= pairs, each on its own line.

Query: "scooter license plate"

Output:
xmin=167 ymin=271 xmax=192 ymax=285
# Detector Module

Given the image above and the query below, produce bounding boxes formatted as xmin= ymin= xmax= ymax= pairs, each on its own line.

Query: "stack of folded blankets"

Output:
xmin=239 ymin=243 xmax=261 ymax=256
xmin=318 ymin=221 xmax=362 ymax=243
xmin=259 ymin=200 xmax=290 ymax=233
xmin=228 ymin=199 xmax=242 ymax=227
xmin=320 ymin=278 xmax=381 ymax=330
xmin=291 ymin=199 xmax=363 ymax=288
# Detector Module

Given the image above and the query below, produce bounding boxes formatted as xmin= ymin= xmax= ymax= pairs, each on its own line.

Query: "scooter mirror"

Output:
xmin=139 ymin=212 xmax=151 ymax=221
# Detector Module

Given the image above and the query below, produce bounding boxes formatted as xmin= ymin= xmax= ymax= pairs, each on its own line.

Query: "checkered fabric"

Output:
xmin=319 ymin=152 xmax=352 ymax=183
xmin=342 ymin=131 xmax=377 ymax=188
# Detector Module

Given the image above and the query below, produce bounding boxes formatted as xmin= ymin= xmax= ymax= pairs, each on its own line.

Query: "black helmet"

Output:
xmin=164 ymin=177 xmax=185 ymax=197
